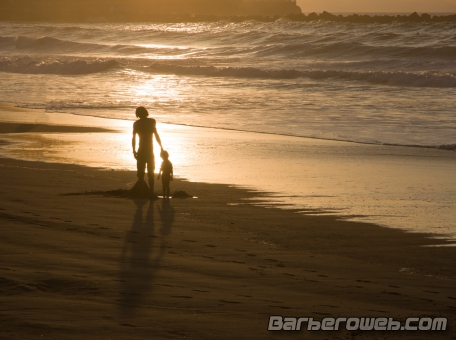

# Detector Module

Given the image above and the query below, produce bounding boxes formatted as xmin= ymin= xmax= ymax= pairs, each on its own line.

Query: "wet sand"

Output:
xmin=1 ymin=102 xmax=455 ymax=237
xmin=0 ymin=103 xmax=456 ymax=339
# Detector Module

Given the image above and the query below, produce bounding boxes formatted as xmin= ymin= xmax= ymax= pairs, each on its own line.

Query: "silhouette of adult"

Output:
xmin=132 ymin=106 xmax=163 ymax=197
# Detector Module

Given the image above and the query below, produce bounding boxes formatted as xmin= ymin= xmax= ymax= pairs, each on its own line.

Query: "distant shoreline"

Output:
xmin=1 ymin=11 xmax=456 ymax=23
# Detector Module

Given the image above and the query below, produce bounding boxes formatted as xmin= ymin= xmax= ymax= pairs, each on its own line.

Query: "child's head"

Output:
xmin=160 ymin=150 xmax=169 ymax=160
xmin=135 ymin=106 xmax=149 ymax=119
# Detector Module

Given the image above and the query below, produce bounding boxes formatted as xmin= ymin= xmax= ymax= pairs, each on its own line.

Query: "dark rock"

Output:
xmin=421 ymin=13 xmax=431 ymax=21
xmin=307 ymin=12 xmax=319 ymax=21
xmin=319 ymin=11 xmax=337 ymax=21
xmin=409 ymin=12 xmax=421 ymax=22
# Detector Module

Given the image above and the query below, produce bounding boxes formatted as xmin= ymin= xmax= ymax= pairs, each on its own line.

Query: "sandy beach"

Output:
xmin=1 ymin=103 xmax=456 ymax=339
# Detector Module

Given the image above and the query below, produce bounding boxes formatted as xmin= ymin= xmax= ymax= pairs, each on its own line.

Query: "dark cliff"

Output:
xmin=0 ymin=0 xmax=302 ymax=22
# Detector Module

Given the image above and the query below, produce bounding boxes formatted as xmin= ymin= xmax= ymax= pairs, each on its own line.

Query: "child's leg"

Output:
xmin=163 ymin=179 xmax=170 ymax=198
xmin=162 ymin=179 xmax=168 ymax=198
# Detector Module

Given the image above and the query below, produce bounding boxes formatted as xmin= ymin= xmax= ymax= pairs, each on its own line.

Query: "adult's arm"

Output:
xmin=132 ymin=125 xmax=137 ymax=158
xmin=154 ymin=125 xmax=163 ymax=149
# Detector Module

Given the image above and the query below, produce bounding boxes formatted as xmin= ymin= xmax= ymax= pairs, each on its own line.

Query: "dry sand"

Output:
xmin=0 ymin=104 xmax=455 ymax=339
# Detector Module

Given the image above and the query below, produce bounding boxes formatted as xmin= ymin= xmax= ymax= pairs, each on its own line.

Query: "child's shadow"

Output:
xmin=158 ymin=199 xmax=175 ymax=237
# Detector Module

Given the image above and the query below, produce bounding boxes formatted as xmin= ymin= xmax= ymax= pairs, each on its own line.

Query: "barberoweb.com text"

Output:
xmin=268 ymin=316 xmax=447 ymax=331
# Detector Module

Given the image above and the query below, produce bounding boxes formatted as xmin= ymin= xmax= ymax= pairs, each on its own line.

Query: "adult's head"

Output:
xmin=135 ymin=106 xmax=149 ymax=119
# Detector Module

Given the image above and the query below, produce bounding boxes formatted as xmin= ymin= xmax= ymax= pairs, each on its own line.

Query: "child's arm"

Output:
xmin=170 ymin=163 xmax=173 ymax=181
xmin=157 ymin=168 xmax=162 ymax=180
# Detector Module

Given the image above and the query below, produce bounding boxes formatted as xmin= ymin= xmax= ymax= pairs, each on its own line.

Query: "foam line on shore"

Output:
xmin=14 ymin=101 xmax=453 ymax=152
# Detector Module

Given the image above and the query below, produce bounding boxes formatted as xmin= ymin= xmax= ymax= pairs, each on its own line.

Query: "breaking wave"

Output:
xmin=1 ymin=30 xmax=456 ymax=61
xmin=0 ymin=56 xmax=119 ymax=75
xmin=141 ymin=63 xmax=456 ymax=88
xmin=0 ymin=35 xmax=187 ymax=56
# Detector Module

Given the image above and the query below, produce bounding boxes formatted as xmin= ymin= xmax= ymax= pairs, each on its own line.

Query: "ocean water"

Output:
xmin=0 ymin=21 xmax=455 ymax=239
xmin=0 ymin=21 xmax=455 ymax=148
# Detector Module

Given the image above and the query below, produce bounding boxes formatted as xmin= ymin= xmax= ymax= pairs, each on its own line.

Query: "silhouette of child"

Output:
xmin=157 ymin=150 xmax=173 ymax=198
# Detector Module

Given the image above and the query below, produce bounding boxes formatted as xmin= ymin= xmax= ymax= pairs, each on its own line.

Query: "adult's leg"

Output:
xmin=136 ymin=155 xmax=146 ymax=180
xmin=146 ymin=154 xmax=155 ymax=197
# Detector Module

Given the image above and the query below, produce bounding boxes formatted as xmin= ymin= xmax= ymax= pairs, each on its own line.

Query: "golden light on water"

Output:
xmin=122 ymin=71 xmax=182 ymax=104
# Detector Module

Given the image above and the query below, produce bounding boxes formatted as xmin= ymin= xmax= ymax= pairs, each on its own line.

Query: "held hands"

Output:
xmin=133 ymin=150 xmax=137 ymax=160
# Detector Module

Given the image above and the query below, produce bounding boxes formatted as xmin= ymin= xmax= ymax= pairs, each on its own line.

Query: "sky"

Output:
xmin=296 ymin=0 xmax=456 ymax=13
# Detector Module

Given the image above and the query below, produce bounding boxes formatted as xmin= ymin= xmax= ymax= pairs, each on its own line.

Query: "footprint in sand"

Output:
xmin=171 ymin=295 xmax=193 ymax=299
xmin=368 ymin=310 xmax=389 ymax=313
xmin=156 ymin=283 xmax=183 ymax=288
xmin=382 ymin=291 xmax=401 ymax=296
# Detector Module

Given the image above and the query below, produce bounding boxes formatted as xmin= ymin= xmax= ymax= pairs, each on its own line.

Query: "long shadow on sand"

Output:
xmin=117 ymin=198 xmax=174 ymax=318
